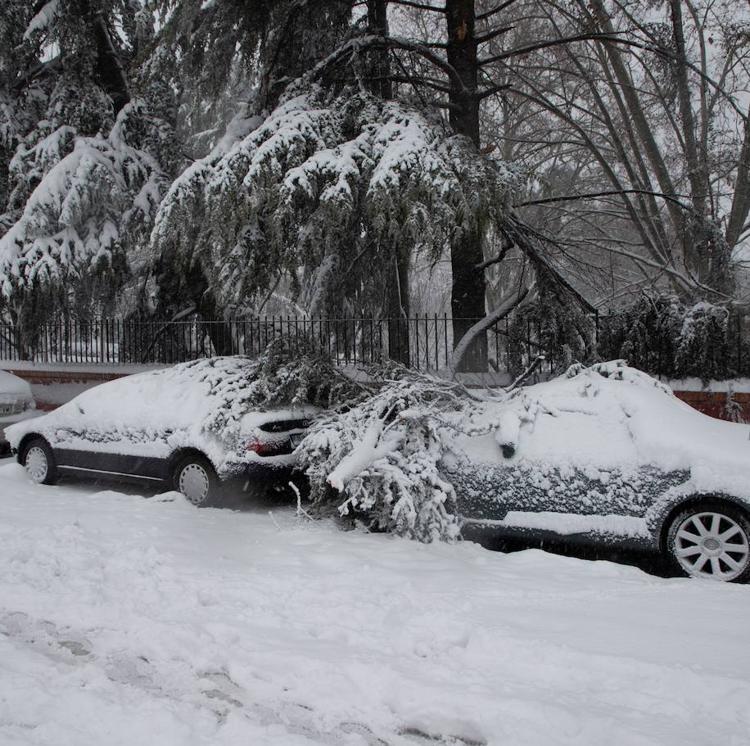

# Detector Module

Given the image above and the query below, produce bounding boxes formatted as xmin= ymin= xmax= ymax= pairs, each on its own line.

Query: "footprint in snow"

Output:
xmin=0 ymin=610 xmax=93 ymax=663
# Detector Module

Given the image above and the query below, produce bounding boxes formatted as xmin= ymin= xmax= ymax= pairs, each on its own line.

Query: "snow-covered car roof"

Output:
xmin=462 ymin=361 xmax=750 ymax=496
xmin=0 ymin=369 xmax=32 ymax=399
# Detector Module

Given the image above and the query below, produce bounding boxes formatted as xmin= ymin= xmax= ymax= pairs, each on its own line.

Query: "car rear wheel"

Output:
xmin=172 ymin=454 xmax=219 ymax=507
xmin=20 ymin=437 xmax=58 ymax=485
xmin=666 ymin=503 xmax=750 ymax=583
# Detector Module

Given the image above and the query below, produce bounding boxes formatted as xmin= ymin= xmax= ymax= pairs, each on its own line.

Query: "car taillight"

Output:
xmin=244 ymin=438 xmax=285 ymax=456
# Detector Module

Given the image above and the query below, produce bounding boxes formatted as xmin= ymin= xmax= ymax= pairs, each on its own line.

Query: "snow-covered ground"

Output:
xmin=1 ymin=464 xmax=749 ymax=746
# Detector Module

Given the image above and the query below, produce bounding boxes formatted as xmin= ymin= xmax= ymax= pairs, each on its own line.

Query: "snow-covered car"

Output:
xmin=0 ymin=369 xmax=38 ymax=454
xmin=6 ymin=358 xmax=319 ymax=505
xmin=448 ymin=362 xmax=750 ymax=582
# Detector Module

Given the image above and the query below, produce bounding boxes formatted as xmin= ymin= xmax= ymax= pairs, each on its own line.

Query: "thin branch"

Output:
xmin=502 ymin=214 xmax=597 ymax=312
xmin=479 ymin=32 xmax=631 ymax=67
xmin=477 ymin=82 xmax=512 ymax=99
xmin=390 ymin=74 xmax=452 ymax=95
xmin=308 ymin=35 xmax=469 ymax=95
xmin=477 ymin=242 xmax=515 ymax=272
xmin=506 ymin=354 xmax=546 ymax=392
xmin=388 ymin=0 xmax=446 ymax=12
xmin=517 ymin=189 xmax=691 ymax=211
xmin=450 ymin=287 xmax=530 ymax=376
xmin=476 ymin=25 xmax=514 ymax=45
xmin=477 ymin=0 xmax=522 ymax=22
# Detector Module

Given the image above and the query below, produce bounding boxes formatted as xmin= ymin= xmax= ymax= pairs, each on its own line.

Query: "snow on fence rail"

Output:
xmin=0 ymin=316 xmax=552 ymax=374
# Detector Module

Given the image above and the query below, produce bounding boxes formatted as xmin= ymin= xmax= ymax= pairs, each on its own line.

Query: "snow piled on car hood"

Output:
xmin=458 ymin=361 xmax=750 ymax=498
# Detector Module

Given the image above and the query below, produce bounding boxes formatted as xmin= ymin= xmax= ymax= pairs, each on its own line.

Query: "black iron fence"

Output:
xmin=0 ymin=315 xmax=552 ymax=375
xmin=2 ymin=311 xmax=748 ymax=378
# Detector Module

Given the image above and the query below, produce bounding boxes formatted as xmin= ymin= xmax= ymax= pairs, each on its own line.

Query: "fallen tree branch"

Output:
xmin=450 ymin=286 xmax=530 ymax=376
xmin=506 ymin=354 xmax=546 ymax=393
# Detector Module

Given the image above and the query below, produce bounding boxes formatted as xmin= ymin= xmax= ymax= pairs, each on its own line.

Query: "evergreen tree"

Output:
xmin=0 ymin=0 xmax=175 ymax=341
xmin=0 ymin=0 xmax=602 ymax=369
xmin=151 ymin=84 xmax=512 ymax=327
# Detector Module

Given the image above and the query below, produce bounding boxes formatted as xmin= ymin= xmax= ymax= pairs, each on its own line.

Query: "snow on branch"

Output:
xmin=23 ymin=0 xmax=60 ymax=39
xmin=0 ymin=100 xmax=167 ymax=300
xmin=152 ymin=85 xmax=514 ymax=315
xmin=298 ymin=367 xmax=494 ymax=542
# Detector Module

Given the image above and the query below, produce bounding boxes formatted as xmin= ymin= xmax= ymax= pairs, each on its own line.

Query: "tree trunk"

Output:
xmin=386 ymin=251 xmax=410 ymax=366
xmin=367 ymin=0 xmax=392 ymax=99
xmin=182 ymin=263 xmax=234 ymax=357
xmin=445 ymin=0 xmax=487 ymax=371
xmin=585 ymin=0 xmax=706 ymax=292
xmin=668 ymin=0 xmax=711 ymax=281
xmin=726 ymin=102 xmax=750 ymax=251
xmin=367 ymin=0 xmax=410 ymax=364
xmin=76 ymin=0 xmax=130 ymax=114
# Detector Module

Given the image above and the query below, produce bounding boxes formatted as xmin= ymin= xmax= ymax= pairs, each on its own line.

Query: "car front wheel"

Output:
xmin=666 ymin=503 xmax=750 ymax=583
xmin=21 ymin=437 xmax=58 ymax=485
xmin=172 ymin=454 xmax=219 ymax=507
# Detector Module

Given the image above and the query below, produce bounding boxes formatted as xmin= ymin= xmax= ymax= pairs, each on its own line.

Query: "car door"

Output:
xmin=448 ymin=392 xmax=685 ymax=528
xmin=49 ymin=377 xmax=172 ymax=482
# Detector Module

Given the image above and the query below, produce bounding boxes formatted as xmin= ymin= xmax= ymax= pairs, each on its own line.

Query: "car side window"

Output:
xmin=259 ymin=419 xmax=311 ymax=433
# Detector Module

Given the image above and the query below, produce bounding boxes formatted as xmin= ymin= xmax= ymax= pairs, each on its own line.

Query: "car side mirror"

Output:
xmin=500 ymin=443 xmax=515 ymax=459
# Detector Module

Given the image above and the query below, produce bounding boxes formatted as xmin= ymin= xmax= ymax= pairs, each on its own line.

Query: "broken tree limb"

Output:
xmin=450 ymin=286 xmax=530 ymax=376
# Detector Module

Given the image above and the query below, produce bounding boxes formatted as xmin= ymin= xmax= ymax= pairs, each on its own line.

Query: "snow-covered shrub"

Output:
xmin=674 ymin=302 xmax=729 ymax=379
xmin=598 ymin=295 xmax=683 ymax=376
xmin=598 ymin=294 xmax=747 ymax=379
xmin=724 ymin=384 xmax=746 ymax=424
xmin=507 ymin=267 xmax=596 ymax=377
xmin=298 ymin=368 xmax=483 ymax=542
xmin=0 ymin=0 xmax=177 ymax=331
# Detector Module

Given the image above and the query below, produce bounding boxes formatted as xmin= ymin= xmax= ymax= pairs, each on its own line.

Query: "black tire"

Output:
xmin=20 ymin=437 xmax=59 ymax=486
xmin=666 ymin=501 xmax=750 ymax=583
xmin=171 ymin=453 xmax=221 ymax=507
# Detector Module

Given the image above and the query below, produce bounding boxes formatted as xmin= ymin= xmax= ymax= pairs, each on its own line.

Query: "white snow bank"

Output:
xmin=0 ymin=468 xmax=749 ymax=745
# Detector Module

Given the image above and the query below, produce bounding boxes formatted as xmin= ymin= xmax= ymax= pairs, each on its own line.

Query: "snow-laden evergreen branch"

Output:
xmin=0 ymin=100 xmax=168 ymax=301
xmin=151 ymin=85 xmax=515 ymax=316
xmin=299 ymin=367 xmax=494 ymax=542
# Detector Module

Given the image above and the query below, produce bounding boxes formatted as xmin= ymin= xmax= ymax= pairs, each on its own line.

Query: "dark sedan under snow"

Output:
xmin=446 ymin=362 xmax=750 ymax=582
xmin=6 ymin=358 xmax=318 ymax=506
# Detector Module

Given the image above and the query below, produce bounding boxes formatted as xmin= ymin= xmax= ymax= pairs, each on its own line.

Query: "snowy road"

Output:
xmin=1 ymin=463 xmax=749 ymax=746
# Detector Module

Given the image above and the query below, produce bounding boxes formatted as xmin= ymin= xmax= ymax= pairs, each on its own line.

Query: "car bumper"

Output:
xmin=222 ymin=457 xmax=298 ymax=485
xmin=0 ymin=410 xmax=43 ymax=447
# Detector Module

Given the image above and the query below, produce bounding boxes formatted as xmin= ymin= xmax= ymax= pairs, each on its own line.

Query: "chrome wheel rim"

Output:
xmin=674 ymin=512 xmax=750 ymax=581
xmin=25 ymin=446 xmax=48 ymax=484
xmin=178 ymin=463 xmax=210 ymax=505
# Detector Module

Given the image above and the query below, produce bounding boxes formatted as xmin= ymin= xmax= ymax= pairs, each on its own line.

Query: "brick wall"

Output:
xmin=673 ymin=391 xmax=750 ymax=423
xmin=6 ymin=369 xmax=129 ymax=386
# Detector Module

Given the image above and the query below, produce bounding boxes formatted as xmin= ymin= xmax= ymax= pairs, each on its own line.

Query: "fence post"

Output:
xmin=737 ymin=313 xmax=743 ymax=375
